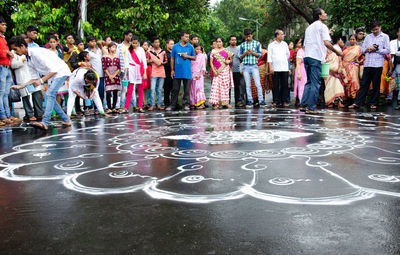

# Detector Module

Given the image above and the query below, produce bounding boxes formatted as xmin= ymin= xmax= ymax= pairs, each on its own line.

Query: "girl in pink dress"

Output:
xmin=294 ymin=38 xmax=307 ymax=105
xmin=190 ymin=44 xmax=207 ymax=109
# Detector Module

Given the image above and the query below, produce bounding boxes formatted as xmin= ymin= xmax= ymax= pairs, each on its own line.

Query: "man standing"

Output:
xmin=300 ymin=8 xmax=342 ymax=113
xmin=86 ymin=35 xmax=105 ymax=111
xmin=26 ymin=26 xmax=39 ymax=48
xmin=227 ymin=34 xmax=245 ymax=107
xmin=9 ymin=35 xmax=71 ymax=130
xmin=163 ymin=39 xmax=174 ymax=107
xmin=116 ymin=30 xmax=133 ymax=110
xmin=148 ymin=36 xmax=167 ymax=110
xmin=349 ymin=20 xmax=390 ymax=109
xmin=240 ymin=28 xmax=266 ymax=108
xmin=268 ymin=29 xmax=290 ymax=107
xmin=166 ymin=31 xmax=196 ymax=111
xmin=0 ymin=17 xmax=21 ymax=126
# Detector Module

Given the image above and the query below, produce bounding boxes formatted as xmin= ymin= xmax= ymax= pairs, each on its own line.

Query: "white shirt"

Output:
xmin=69 ymin=67 xmax=99 ymax=95
xmin=10 ymin=51 xmax=30 ymax=84
xmin=27 ymin=47 xmax=71 ymax=84
xmin=333 ymin=44 xmax=342 ymax=53
xmin=86 ymin=47 xmax=104 ymax=77
xmin=304 ymin=20 xmax=331 ymax=62
xmin=390 ymin=39 xmax=400 ymax=56
xmin=267 ymin=40 xmax=290 ymax=71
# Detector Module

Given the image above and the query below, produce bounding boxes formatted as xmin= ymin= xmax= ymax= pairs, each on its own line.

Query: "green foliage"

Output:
xmin=329 ymin=0 xmax=400 ymax=37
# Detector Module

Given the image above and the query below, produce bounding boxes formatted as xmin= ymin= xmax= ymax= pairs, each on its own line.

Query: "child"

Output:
xmin=70 ymin=38 xmax=85 ymax=70
xmin=79 ymin=51 xmax=92 ymax=69
xmin=102 ymin=42 xmax=121 ymax=113
xmin=142 ymin=41 xmax=152 ymax=109
xmin=190 ymin=43 xmax=207 ymax=109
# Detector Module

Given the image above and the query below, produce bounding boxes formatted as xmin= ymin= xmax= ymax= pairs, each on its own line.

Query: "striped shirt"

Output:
xmin=361 ymin=32 xmax=390 ymax=68
xmin=239 ymin=40 xmax=262 ymax=65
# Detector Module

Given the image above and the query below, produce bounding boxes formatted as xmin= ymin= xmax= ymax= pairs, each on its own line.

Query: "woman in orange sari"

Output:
xmin=342 ymin=34 xmax=363 ymax=100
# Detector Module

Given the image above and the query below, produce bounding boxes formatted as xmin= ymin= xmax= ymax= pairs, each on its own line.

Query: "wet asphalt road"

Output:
xmin=0 ymin=107 xmax=399 ymax=255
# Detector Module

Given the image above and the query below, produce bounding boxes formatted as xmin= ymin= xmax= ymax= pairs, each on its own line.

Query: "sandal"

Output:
xmin=212 ymin=105 xmax=219 ymax=110
xmin=54 ymin=121 xmax=72 ymax=128
xmin=395 ymin=105 xmax=400 ymax=110
xmin=0 ymin=120 xmax=6 ymax=126
xmin=138 ymin=108 xmax=145 ymax=113
xmin=370 ymin=105 xmax=377 ymax=109
xmin=348 ymin=104 xmax=359 ymax=109
xmin=30 ymin=121 xmax=48 ymax=130
xmin=1 ymin=118 xmax=12 ymax=124
xmin=305 ymin=109 xmax=318 ymax=114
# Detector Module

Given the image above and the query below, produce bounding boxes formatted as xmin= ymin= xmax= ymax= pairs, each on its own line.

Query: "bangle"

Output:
xmin=40 ymin=78 xmax=44 ymax=84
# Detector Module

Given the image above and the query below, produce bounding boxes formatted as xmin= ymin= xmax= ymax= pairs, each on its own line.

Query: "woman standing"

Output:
xmin=102 ymin=42 xmax=121 ymax=113
xmin=209 ymin=37 xmax=234 ymax=109
xmin=142 ymin=41 xmax=152 ymax=109
xmin=190 ymin=43 xmax=207 ymax=109
xmin=124 ymin=35 xmax=147 ymax=113
xmin=324 ymin=49 xmax=346 ymax=108
xmin=342 ymin=34 xmax=363 ymax=101
xmin=294 ymin=38 xmax=307 ymax=105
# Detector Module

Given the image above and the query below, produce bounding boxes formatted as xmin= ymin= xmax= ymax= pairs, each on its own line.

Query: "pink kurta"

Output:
xmin=190 ymin=53 xmax=206 ymax=106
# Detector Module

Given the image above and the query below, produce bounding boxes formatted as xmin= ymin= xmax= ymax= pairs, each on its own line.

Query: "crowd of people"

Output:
xmin=0 ymin=8 xmax=399 ymax=129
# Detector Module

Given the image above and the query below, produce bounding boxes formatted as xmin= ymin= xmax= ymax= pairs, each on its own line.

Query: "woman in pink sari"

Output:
xmin=294 ymin=38 xmax=307 ymax=105
xmin=209 ymin=37 xmax=234 ymax=109
xmin=190 ymin=44 xmax=206 ymax=109
xmin=342 ymin=34 xmax=363 ymax=100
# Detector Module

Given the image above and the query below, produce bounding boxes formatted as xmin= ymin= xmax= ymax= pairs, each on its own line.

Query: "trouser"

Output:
xmin=42 ymin=76 xmax=70 ymax=125
xmin=125 ymin=83 xmax=143 ymax=109
xmin=233 ymin=72 xmax=245 ymax=105
xmin=94 ymin=77 xmax=105 ymax=112
xmin=300 ymin=57 xmax=322 ymax=110
xmin=67 ymin=88 xmax=104 ymax=116
xmin=150 ymin=77 xmax=165 ymax=106
xmin=354 ymin=67 xmax=383 ymax=107
xmin=272 ymin=71 xmax=289 ymax=104
xmin=164 ymin=73 xmax=173 ymax=106
xmin=242 ymin=64 xmax=264 ymax=104
xmin=0 ymin=66 xmax=13 ymax=119
xmin=22 ymin=91 xmax=44 ymax=118
xmin=106 ymin=90 xmax=118 ymax=109
xmin=170 ymin=78 xmax=190 ymax=109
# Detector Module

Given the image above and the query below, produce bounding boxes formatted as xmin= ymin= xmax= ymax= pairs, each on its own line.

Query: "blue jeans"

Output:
xmin=42 ymin=76 xmax=70 ymax=125
xmin=0 ymin=66 xmax=13 ymax=119
xmin=300 ymin=57 xmax=321 ymax=110
xmin=150 ymin=77 xmax=165 ymax=106
xmin=242 ymin=64 xmax=264 ymax=104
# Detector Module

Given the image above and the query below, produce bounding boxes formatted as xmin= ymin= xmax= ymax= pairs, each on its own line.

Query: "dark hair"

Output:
xmin=8 ymin=35 xmax=27 ymax=47
xmin=193 ymin=43 xmax=201 ymax=49
xmin=348 ymin=34 xmax=357 ymax=41
xmin=151 ymin=36 xmax=159 ymax=43
xmin=123 ymin=29 xmax=133 ymax=36
xmin=244 ymin=28 xmax=253 ymax=35
xmin=65 ymin=33 xmax=74 ymax=40
xmin=79 ymin=51 xmax=89 ymax=61
xmin=103 ymin=36 xmax=111 ymax=41
xmin=190 ymin=34 xmax=199 ymax=40
xmin=229 ymin=34 xmax=237 ymax=41
xmin=108 ymin=42 xmax=117 ymax=49
xmin=86 ymin=35 xmax=96 ymax=43
xmin=370 ymin=20 xmax=381 ymax=29
xmin=75 ymin=38 xmax=83 ymax=45
xmin=48 ymin=35 xmax=58 ymax=42
xmin=215 ymin=36 xmax=224 ymax=43
xmin=166 ymin=39 xmax=174 ymax=44
xmin=141 ymin=40 xmax=149 ymax=46
xmin=312 ymin=8 xmax=323 ymax=22
xmin=355 ymin=28 xmax=364 ymax=34
xmin=48 ymin=30 xmax=58 ymax=36
xmin=274 ymin=29 xmax=283 ymax=37
xmin=180 ymin=31 xmax=189 ymax=37
xmin=0 ymin=16 xmax=6 ymax=24
xmin=84 ymin=70 xmax=97 ymax=82
xmin=294 ymin=38 xmax=304 ymax=47
xmin=131 ymin=35 xmax=139 ymax=41
xmin=27 ymin=25 xmax=39 ymax=33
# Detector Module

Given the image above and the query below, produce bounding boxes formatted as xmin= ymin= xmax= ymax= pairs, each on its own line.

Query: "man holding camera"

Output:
xmin=349 ymin=20 xmax=390 ymax=109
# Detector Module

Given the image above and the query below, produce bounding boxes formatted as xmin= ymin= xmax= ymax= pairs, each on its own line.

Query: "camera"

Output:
xmin=373 ymin=44 xmax=379 ymax=51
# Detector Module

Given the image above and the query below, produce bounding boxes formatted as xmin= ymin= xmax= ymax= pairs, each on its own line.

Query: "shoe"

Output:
xmin=259 ymin=101 xmax=267 ymax=108
xmin=236 ymin=102 xmax=245 ymax=108
xmin=138 ymin=108 xmax=145 ymax=113
xmin=245 ymin=103 xmax=253 ymax=109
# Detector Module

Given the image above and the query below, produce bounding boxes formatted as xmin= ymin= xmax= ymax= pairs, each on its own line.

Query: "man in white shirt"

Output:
xmin=390 ymin=27 xmax=400 ymax=109
xmin=268 ymin=29 xmax=290 ymax=107
xmin=9 ymin=35 xmax=72 ymax=130
xmin=300 ymin=8 xmax=342 ymax=113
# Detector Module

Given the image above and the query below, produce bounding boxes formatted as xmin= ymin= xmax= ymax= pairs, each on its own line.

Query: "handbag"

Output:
xmin=9 ymin=87 xmax=21 ymax=102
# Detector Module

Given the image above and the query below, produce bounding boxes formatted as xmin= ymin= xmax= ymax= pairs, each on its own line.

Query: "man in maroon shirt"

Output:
xmin=0 ymin=16 xmax=20 ymax=126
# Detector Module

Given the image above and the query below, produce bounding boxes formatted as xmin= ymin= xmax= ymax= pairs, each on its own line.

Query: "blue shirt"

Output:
xmin=28 ymin=41 xmax=40 ymax=48
xmin=171 ymin=42 xmax=195 ymax=79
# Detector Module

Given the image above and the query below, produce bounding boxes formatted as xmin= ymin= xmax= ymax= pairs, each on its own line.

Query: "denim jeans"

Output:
xmin=42 ymin=76 xmax=70 ymax=125
xmin=150 ymin=77 xmax=165 ymax=107
xmin=0 ymin=66 xmax=13 ymax=119
xmin=300 ymin=57 xmax=322 ymax=110
xmin=242 ymin=64 xmax=264 ymax=104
